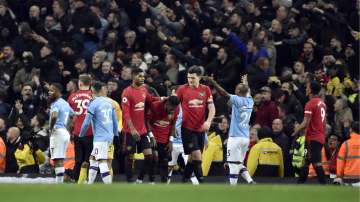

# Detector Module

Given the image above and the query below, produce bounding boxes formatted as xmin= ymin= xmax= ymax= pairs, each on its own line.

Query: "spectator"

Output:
xmin=272 ymin=118 xmax=291 ymax=177
xmin=38 ymin=44 xmax=62 ymax=83
xmin=65 ymin=79 xmax=79 ymax=99
xmin=165 ymin=53 xmax=186 ymax=85
xmin=0 ymin=45 xmax=21 ymax=90
xmin=0 ymin=0 xmax=18 ymax=43
xmin=247 ymin=127 xmax=284 ymax=177
xmin=334 ymin=98 xmax=353 ymax=140
xmin=5 ymin=127 xmax=21 ymax=173
xmin=254 ymin=86 xmax=279 ymax=128
xmin=12 ymin=51 xmax=39 ymax=93
xmin=0 ymin=133 xmax=5 ymax=173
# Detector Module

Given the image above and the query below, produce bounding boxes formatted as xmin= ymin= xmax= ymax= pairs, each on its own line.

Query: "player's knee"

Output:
xmin=143 ymin=148 xmax=152 ymax=155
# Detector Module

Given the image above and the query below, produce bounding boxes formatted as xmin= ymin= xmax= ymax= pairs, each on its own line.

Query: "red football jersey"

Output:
xmin=68 ymin=90 xmax=93 ymax=136
xmin=304 ymin=96 xmax=327 ymax=144
xmin=121 ymin=85 xmax=157 ymax=135
xmin=147 ymin=101 xmax=178 ymax=144
xmin=176 ymin=84 xmax=213 ymax=132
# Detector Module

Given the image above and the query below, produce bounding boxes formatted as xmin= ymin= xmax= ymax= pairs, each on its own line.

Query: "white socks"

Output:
xmin=99 ymin=162 xmax=112 ymax=184
xmin=88 ymin=160 xmax=99 ymax=184
xmin=55 ymin=167 xmax=65 ymax=183
xmin=239 ymin=164 xmax=253 ymax=183
xmin=229 ymin=163 xmax=241 ymax=185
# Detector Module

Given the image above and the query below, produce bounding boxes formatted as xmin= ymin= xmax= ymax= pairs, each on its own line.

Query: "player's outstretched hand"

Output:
xmin=201 ymin=76 xmax=215 ymax=84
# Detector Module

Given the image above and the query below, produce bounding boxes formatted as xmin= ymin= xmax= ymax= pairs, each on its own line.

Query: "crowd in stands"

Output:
xmin=0 ymin=0 xmax=359 ymax=181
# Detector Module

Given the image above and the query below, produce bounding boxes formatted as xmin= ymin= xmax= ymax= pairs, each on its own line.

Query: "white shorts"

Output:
xmin=50 ymin=128 xmax=70 ymax=160
xmin=168 ymin=144 xmax=187 ymax=166
xmin=91 ymin=142 xmax=111 ymax=160
xmin=227 ymin=137 xmax=249 ymax=163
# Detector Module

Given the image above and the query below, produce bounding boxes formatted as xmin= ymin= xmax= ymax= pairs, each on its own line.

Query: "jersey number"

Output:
xmin=320 ymin=107 xmax=326 ymax=123
xmin=239 ymin=112 xmax=251 ymax=128
xmin=101 ymin=109 xmax=112 ymax=124
xmin=74 ymin=99 xmax=90 ymax=115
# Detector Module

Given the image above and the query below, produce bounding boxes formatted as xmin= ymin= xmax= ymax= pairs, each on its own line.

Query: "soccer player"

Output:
xmin=48 ymin=83 xmax=75 ymax=183
xmin=121 ymin=68 xmax=158 ymax=183
xmin=167 ymin=106 xmax=199 ymax=185
xmin=146 ymin=96 xmax=179 ymax=182
xmin=292 ymin=80 xmax=327 ymax=184
xmin=79 ymin=81 xmax=118 ymax=184
xmin=176 ymin=66 xmax=215 ymax=183
xmin=67 ymin=74 xmax=93 ymax=183
xmin=203 ymin=75 xmax=254 ymax=185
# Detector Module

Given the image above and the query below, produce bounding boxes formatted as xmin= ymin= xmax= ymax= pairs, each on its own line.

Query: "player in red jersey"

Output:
xmin=292 ymin=80 xmax=327 ymax=184
xmin=121 ymin=68 xmax=158 ymax=183
xmin=146 ymin=96 xmax=180 ymax=183
xmin=67 ymin=74 xmax=93 ymax=182
xmin=176 ymin=66 xmax=216 ymax=183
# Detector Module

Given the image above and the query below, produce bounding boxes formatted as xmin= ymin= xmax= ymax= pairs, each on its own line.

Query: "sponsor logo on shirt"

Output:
xmin=134 ymin=102 xmax=145 ymax=111
xmin=188 ymin=99 xmax=203 ymax=108
xmin=154 ymin=120 xmax=170 ymax=127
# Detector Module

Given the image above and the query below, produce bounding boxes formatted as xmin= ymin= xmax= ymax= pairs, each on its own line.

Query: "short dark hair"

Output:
xmin=351 ymin=121 xmax=359 ymax=134
xmin=92 ymin=81 xmax=106 ymax=93
xmin=187 ymin=66 xmax=203 ymax=76
xmin=257 ymin=126 xmax=272 ymax=139
xmin=79 ymin=74 xmax=92 ymax=86
xmin=51 ymin=83 xmax=63 ymax=93
xmin=167 ymin=96 xmax=180 ymax=106
xmin=131 ymin=68 xmax=143 ymax=76
xmin=35 ymin=113 xmax=46 ymax=127
xmin=310 ymin=80 xmax=321 ymax=95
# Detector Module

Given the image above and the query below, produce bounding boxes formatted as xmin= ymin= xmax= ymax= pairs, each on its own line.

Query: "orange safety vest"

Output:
xmin=50 ymin=141 xmax=75 ymax=170
xmin=308 ymin=148 xmax=330 ymax=177
xmin=337 ymin=133 xmax=360 ymax=179
xmin=0 ymin=137 xmax=6 ymax=172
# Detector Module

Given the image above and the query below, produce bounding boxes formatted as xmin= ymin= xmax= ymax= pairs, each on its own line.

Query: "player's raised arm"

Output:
xmin=202 ymin=76 xmax=230 ymax=99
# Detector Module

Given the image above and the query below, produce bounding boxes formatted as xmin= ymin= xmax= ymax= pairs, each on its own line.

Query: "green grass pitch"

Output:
xmin=0 ymin=184 xmax=358 ymax=202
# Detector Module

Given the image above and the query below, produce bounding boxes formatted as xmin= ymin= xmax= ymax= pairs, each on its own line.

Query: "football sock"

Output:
xmin=193 ymin=160 xmax=204 ymax=183
xmin=55 ymin=167 xmax=65 ymax=183
xmin=239 ymin=164 xmax=253 ymax=183
xmin=183 ymin=162 xmax=194 ymax=181
xmin=99 ymin=162 xmax=112 ymax=184
xmin=77 ymin=162 xmax=89 ymax=184
xmin=88 ymin=160 xmax=99 ymax=184
xmin=314 ymin=165 xmax=326 ymax=184
xmin=229 ymin=163 xmax=240 ymax=185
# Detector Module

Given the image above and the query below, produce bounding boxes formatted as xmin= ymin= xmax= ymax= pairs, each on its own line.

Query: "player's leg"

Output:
xmin=96 ymin=142 xmax=111 ymax=184
xmin=182 ymin=151 xmax=199 ymax=184
xmin=298 ymin=141 xmax=311 ymax=183
xmin=78 ymin=135 xmax=93 ymax=184
xmin=238 ymin=137 xmax=254 ymax=184
xmin=167 ymin=144 xmax=180 ymax=183
xmin=191 ymin=133 xmax=205 ymax=183
xmin=124 ymin=133 xmax=136 ymax=182
xmin=309 ymin=141 xmax=326 ymax=184
xmin=227 ymin=137 xmax=241 ymax=185
xmin=73 ymin=135 xmax=84 ymax=182
xmin=181 ymin=128 xmax=196 ymax=182
xmin=51 ymin=129 xmax=70 ymax=183
xmin=136 ymin=135 xmax=153 ymax=183
xmin=88 ymin=142 xmax=100 ymax=184
xmin=158 ymin=143 xmax=170 ymax=183
xmin=107 ymin=144 xmax=115 ymax=179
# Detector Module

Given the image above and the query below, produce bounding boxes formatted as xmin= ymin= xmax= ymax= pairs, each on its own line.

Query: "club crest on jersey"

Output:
xmin=199 ymin=92 xmax=205 ymax=97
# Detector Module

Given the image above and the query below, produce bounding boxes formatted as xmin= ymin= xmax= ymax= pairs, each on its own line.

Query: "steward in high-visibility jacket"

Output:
xmin=0 ymin=137 xmax=5 ymax=173
xmin=337 ymin=123 xmax=360 ymax=180
xmin=291 ymin=135 xmax=306 ymax=177
xmin=15 ymin=142 xmax=45 ymax=174
xmin=247 ymin=127 xmax=284 ymax=177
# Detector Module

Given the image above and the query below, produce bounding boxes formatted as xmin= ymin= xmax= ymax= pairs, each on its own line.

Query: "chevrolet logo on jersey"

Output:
xmin=188 ymin=99 xmax=203 ymax=108
xmin=154 ymin=120 xmax=170 ymax=127
xmin=134 ymin=102 xmax=145 ymax=111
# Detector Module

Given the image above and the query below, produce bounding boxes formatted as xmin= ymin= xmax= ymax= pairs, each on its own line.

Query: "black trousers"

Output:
xmin=74 ymin=135 xmax=93 ymax=181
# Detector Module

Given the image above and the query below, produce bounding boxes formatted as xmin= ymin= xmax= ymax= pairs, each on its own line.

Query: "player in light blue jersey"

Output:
xmin=79 ymin=81 xmax=118 ymax=184
xmin=48 ymin=83 xmax=74 ymax=183
xmin=203 ymin=75 xmax=254 ymax=185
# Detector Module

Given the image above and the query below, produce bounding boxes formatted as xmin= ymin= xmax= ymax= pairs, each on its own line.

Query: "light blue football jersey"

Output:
xmin=173 ymin=106 xmax=183 ymax=144
xmin=229 ymin=95 xmax=254 ymax=138
xmin=50 ymin=98 xmax=74 ymax=129
xmin=79 ymin=96 xmax=118 ymax=142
